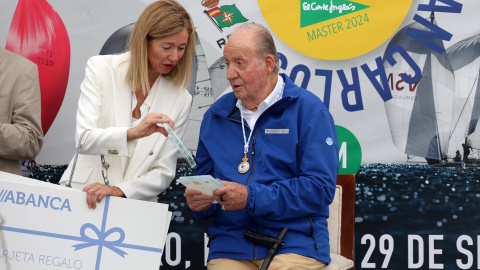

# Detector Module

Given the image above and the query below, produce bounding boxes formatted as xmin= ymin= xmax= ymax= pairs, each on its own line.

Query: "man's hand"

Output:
xmin=185 ymin=188 xmax=215 ymax=211
xmin=213 ymin=180 xmax=248 ymax=211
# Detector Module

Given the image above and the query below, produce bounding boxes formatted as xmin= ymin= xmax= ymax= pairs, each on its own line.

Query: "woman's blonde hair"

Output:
xmin=126 ymin=0 xmax=195 ymax=94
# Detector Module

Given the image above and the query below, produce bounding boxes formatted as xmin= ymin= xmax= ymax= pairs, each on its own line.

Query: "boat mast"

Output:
xmin=430 ymin=11 xmax=445 ymax=161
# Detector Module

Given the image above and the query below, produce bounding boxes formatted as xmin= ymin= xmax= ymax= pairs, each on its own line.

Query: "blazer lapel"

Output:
xmin=107 ymin=52 xmax=133 ymax=173
xmin=124 ymin=76 xmax=180 ymax=179
xmin=112 ymin=52 xmax=132 ymax=129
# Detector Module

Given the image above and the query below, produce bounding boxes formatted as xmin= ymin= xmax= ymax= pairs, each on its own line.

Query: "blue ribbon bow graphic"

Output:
xmin=73 ymin=223 xmax=128 ymax=257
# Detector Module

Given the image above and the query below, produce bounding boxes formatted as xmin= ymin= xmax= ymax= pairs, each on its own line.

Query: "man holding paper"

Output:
xmin=185 ymin=23 xmax=339 ymax=270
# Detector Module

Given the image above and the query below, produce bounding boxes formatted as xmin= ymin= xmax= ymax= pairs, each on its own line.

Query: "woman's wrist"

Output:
xmin=127 ymin=128 xmax=136 ymax=142
xmin=112 ymin=186 xmax=126 ymax=198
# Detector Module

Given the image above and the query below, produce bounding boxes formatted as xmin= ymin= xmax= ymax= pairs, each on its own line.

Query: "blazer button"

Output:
xmin=149 ymin=151 xmax=154 ymax=155
xmin=108 ymin=150 xmax=119 ymax=155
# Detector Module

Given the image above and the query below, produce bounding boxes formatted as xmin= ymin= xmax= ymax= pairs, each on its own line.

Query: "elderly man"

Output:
xmin=0 ymin=47 xmax=43 ymax=175
xmin=186 ymin=23 xmax=338 ymax=270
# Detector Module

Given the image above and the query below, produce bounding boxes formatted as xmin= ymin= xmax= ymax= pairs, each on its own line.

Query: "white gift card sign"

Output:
xmin=0 ymin=172 xmax=172 ymax=270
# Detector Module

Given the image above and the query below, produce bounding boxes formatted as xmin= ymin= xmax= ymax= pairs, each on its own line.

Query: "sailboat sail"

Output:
xmin=208 ymin=56 xmax=231 ymax=99
xmin=446 ymin=34 xmax=480 ymax=150
xmin=183 ymin=34 xmax=216 ymax=152
xmin=383 ymin=15 xmax=455 ymax=161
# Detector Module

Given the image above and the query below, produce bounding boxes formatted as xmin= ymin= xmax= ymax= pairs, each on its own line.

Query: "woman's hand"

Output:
xmin=185 ymin=188 xmax=215 ymax=212
xmin=83 ymin=183 xmax=125 ymax=209
xmin=127 ymin=113 xmax=174 ymax=141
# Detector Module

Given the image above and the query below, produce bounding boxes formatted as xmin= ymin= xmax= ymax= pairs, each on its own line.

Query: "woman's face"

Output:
xmin=147 ymin=28 xmax=189 ymax=75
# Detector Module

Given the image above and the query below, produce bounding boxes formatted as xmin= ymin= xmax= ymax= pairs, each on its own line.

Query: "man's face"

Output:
xmin=223 ymin=32 xmax=268 ymax=105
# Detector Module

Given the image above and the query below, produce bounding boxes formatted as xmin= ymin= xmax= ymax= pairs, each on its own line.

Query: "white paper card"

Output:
xmin=177 ymin=175 xmax=223 ymax=196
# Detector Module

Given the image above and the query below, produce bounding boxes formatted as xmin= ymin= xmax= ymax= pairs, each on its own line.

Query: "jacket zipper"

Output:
xmin=250 ymin=129 xmax=258 ymax=259
xmin=308 ymin=216 xmax=319 ymax=249
xmin=217 ymin=96 xmax=290 ymax=260
xmin=246 ymin=131 xmax=258 ymax=185
xmin=246 ymin=100 xmax=284 ymax=260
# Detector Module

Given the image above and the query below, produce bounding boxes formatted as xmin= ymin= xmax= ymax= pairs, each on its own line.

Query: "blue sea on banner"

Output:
xmin=355 ymin=164 xmax=480 ymax=270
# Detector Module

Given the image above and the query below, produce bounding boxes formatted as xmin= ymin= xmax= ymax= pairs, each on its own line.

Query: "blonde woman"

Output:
xmin=60 ymin=0 xmax=195 ymax=209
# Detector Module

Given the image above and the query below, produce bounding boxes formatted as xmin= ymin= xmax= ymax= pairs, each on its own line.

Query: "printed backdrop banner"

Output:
xmin=0 ymin=172 xmax=171 ymax=270
xmin=0 ymin=0 xmax=476 ymax=165
xmin=1 ymin=0 xmax=480 ymax=269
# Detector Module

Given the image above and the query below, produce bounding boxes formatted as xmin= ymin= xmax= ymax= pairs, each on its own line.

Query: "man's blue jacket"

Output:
xmin=193 ymin=74 xmax=339 ymax=264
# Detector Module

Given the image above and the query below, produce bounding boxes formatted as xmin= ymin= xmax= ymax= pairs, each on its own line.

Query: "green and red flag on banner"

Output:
xmin=207 ymin=6 xmax=221 ymax=18
xmin=204 ymin=4 xmax=248 ymax=32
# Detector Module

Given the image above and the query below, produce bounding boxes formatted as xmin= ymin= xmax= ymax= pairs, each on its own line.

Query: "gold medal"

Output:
xmin=238 ymin=153 xmax=250 ymax=174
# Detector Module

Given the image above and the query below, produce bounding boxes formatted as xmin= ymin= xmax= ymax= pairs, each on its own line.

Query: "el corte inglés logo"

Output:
xmin=258 ymin=0 xmax=413 ymax=60
xmin=300 ymin=0 xmax=370 ymax=28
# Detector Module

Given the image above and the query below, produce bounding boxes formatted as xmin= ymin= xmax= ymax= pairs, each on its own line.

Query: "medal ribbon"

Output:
xmin=239 ymin=106 xmax=253 ymax=158
xmin=238 ymin=78 xmax=284 ymax=171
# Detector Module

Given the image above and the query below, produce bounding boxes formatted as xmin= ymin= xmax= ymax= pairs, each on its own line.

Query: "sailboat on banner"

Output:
xmin=447 ymin=34 xmax=480 ymax=166
xmin=182 ymin=34 xmax=216 ymax=157
xmin=383 ymin=13 xmax=457 ymax=166
xmin=182 ymin=35 xmax=231 ymax=161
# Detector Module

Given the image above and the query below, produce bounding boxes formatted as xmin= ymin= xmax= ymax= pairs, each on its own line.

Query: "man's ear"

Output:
xmin=264 ymin=54 xmax=276 ymax=73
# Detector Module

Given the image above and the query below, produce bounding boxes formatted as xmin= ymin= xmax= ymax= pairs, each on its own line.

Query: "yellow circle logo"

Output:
xmin=258 ymin=0 xmax=413 ymax=60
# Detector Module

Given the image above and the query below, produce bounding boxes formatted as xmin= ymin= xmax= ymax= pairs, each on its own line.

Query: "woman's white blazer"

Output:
xmin=60 ymin=52 xmax=192 ymax=202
